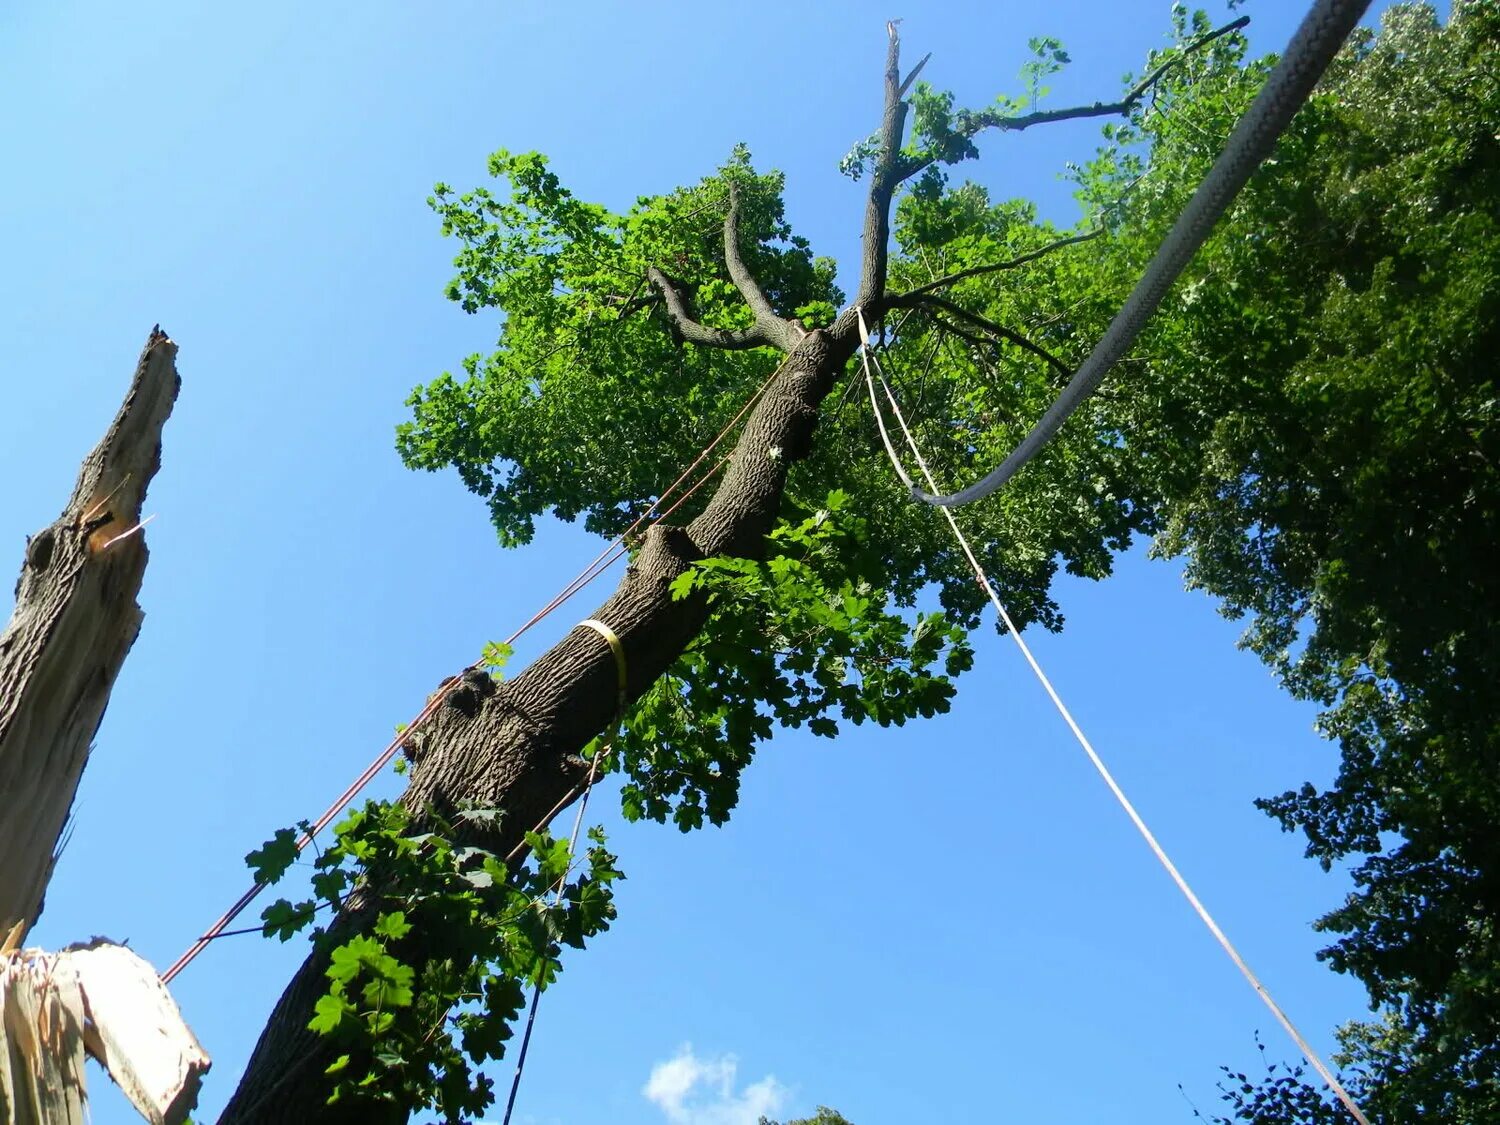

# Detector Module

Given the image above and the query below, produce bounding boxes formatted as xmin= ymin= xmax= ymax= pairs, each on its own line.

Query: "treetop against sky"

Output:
xmin=3 ymin=1 xmax=1474 ymax=1122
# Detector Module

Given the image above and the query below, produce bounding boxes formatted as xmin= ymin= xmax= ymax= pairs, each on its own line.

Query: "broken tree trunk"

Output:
xmin=1 ymin=939 xmax=210 ymax=1125
xmin=0 ymin=328 xmax=180 ymax=943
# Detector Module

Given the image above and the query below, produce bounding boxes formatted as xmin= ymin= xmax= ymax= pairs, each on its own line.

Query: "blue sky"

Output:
xmin=1 ymin=2 xmax=1393 ymax=1122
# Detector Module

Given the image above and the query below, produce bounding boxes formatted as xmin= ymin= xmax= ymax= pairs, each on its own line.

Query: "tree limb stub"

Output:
xmin=854 ymin=20 xmax=912 ymax=310
xmin=0 ymin=329 xmax=180 ymax=942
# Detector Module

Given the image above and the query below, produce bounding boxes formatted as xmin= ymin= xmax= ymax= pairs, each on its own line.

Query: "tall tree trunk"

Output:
xmin=220 ymin=328 xmax=860 ymax=1123
xmin=0 ymin=329 xmax=179 ymax=943
xmin=221 ymin=23 xmax=937 ymax=1122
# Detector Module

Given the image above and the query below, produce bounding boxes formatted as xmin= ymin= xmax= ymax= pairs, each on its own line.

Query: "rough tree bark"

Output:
xmin=220 ymin=321 xmax=862 ymax=1123
xmin=0 ymin=329 xmax=180 ymax=943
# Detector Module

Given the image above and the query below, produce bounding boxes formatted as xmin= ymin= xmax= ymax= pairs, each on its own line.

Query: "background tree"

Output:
xmin=1111 ymin=5 xmax=1495 ymax=1120
xmin=912 ymin=2 xmax=1494 ymax=1119
xmin=884 ymin=3 xmax=1499 ymax=1119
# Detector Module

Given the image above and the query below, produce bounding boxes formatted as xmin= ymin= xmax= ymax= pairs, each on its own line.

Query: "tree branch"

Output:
xmin=722 ymin=183 xmax=803 ymax=352
xmin=898 ymin=15 xmax=1249 ymax=184
xmin=647 ymin=267 xmax=778 ymax=350
xmin=900 ymin=227 xmax=1106 ymax=299
xmin=983 ymin=14 xmax=1249 ymax=131
xmin=604 ymin=274 xmax=654 ymax=321
xmin=887 ymin=292 xmax=1071 ymax=380
xmin=896 ymin=50 xmax=932 ymax=99
xmin=926 ymin=313 xmax=991 ymax=353
xmin=854 ymin=21 xmax=915 ymax=310
xmin=1119 ymin=14 xmax=1250 ymax=111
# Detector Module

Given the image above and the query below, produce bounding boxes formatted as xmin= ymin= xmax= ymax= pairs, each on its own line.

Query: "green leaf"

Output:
xmin=245 ymin=828 xmax=300 ymax=884
xmin=373 ymin=911 xmax=413 ymax=941
xmin=309 ymin=993 xmax=354 ymax=1036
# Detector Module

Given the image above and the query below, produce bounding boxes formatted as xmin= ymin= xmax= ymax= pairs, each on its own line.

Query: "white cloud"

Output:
xmin=643 ymin=1044 xmax=789 ymax=1125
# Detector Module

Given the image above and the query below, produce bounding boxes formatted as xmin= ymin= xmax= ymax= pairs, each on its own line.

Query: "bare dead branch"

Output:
xmin=889 ymin=292 xmax=1072 ymax=379
xmin=0 ymin=329 xmax=179 ymax=940
xmin=900 ymin=227 xmax=1106 ymax=299
xmin=853 ymin=21 xmax=913 ymax=310
xmin=896 ymin=51 xmax=932 ymax=99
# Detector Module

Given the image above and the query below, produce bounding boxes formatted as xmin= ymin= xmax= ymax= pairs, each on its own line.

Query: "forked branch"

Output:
xmin=647 ymin=267 xmax=781 ymax=351
xmin=723 ymin=183 xmax=804 ymax=352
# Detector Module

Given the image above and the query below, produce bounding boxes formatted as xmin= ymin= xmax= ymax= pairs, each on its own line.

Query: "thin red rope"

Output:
xmin=160 ymin=365 xmax=772 ymax=984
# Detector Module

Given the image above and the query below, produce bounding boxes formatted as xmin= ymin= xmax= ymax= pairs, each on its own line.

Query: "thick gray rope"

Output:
xmin=914 ymin=0 xmax=1373 ymax=507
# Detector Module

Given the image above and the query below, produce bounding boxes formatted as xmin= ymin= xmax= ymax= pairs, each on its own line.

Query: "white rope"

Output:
xmin=913 ymin=0 xmax=1372 ymax=507
xmin=856 ymin=316 xmax=1369 ymax=1125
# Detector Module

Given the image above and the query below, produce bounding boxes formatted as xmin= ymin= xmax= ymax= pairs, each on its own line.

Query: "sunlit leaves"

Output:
xmin=617 ymin=493 xmax=973 ymax=831
xmin=401 ymin=145 xmax=842 ymax=547
xmin=245 ymin=827 xmax=299 ymax=885
xmin=908 ymin=84 xmax=979 ymax=170
xmin=480 ymin=640 xmax=514 ymax=681
xmin=250 ymin=800 xmax=620 ymax=1121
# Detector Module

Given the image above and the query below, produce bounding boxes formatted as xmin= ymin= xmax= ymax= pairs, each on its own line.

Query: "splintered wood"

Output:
xmin=0 ymin=333 xmax=205 ymax=1123
xmin=1 ymin=941 xmax=208 ymax=1125
xmin=0 ymin=329 xmax=180 ymax=944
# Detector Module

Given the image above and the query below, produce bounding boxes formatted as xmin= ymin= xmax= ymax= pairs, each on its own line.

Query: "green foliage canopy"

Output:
xmin=761 ymin=1109 xmax=856 ymax=1125
xmin=861 ymin=4 xmax=1497 ymax=1115
xmin=399 ymin=117 xmax=1161 ymax=839
xmin=1025 ymin=3 xmax=1493 ymax=1119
